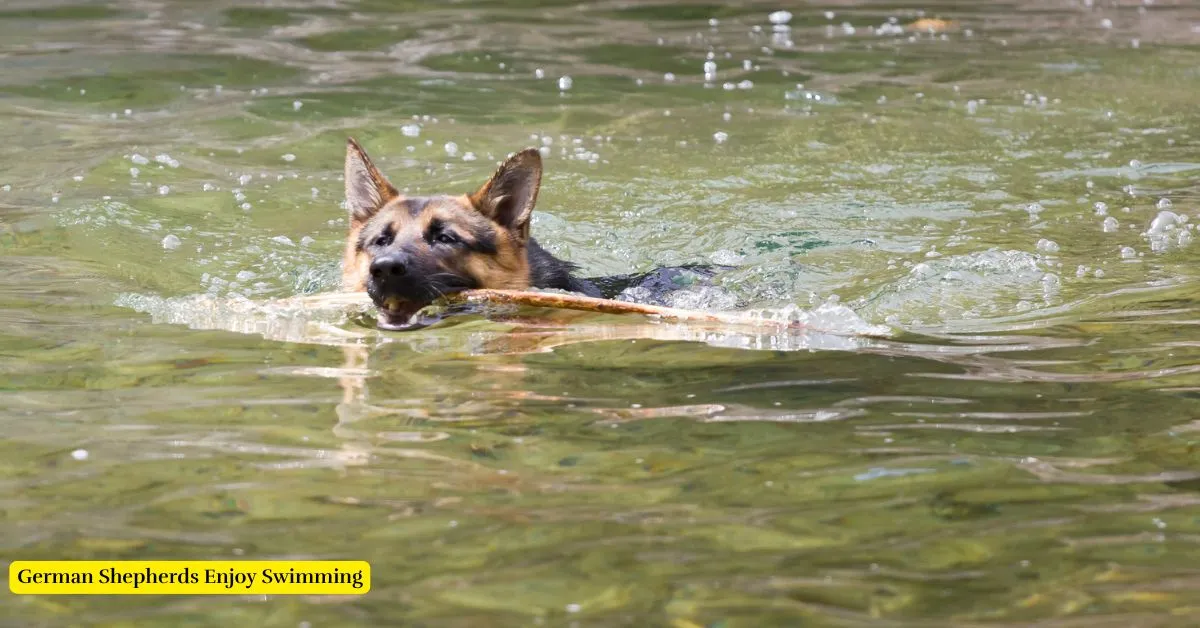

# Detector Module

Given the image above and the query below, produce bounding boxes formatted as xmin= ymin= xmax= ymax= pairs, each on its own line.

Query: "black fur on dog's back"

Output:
xmin=527 ymin=238 xmax=603 ymax=297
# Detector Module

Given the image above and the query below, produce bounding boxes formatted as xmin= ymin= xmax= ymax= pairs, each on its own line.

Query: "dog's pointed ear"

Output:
xmin=469 ymin=149 xmax=542 ymax=239
xmin=344 ymin=138 xmax=398 ymax=226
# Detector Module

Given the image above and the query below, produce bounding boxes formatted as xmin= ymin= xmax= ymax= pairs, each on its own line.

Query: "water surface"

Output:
xmin=4 ymin=0 xmax=1200 ymax=625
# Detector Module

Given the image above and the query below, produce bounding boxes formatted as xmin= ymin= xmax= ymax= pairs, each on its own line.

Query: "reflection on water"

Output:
xmin=4 ymin=0 xmax=1200 ymax=625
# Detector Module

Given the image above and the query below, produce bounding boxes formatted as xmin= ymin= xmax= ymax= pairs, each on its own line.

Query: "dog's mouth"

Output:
xmin=375 ymin=297 xmax=433 ymax=331
xmin=371 ymin=285 xmax=476 ymax=331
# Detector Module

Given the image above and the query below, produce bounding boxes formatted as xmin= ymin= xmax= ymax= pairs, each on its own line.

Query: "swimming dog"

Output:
xmin=341 ymin=138 xmax=720 ymax=330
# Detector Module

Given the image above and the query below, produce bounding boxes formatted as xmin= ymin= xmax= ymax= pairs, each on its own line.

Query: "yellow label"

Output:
xmin=9 ymin=561 xmax=370 ymax=595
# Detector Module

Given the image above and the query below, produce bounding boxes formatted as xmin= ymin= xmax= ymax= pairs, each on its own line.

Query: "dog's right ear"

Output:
xmin=344 ymin=138 xmax=398 ymax=226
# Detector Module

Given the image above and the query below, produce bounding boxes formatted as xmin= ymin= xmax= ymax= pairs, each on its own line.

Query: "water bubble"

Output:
xmin=664 ymin=72 xmax=676 ymax=82
xmin=236 ymin=270 xmax=257 ymax=282
xmin=537 ymin=146 xmax=551 ymax=158
xmin=158 ymin=185 xmax=170 ymax=195
xmin=1148 ymin=210 xmax=1181 ymax=234
xmin=1041 ymin=273 xmax=1061 ymax=296
xmin=1157 ymin=197 xmax=1172 ymax=210
xmin=737 ymin=80 xmax=754 ymax=90
xmin=240 ymin=202 xmax=251 ymax=210
xmin=565 ymin=604 xmax=582 ymax=614
xmin=202 ymin=183 xmax=215 ymax=192
xmin=72 ymin=175 xmax=83 ymax=182
xmin=0 ymin=184 xmax=9 ymax=192
xmin=462 ymin=152 xmax=477 ymax=161
xmin=1103 ymin=216 xmax=1119 ymax=232
xmin=444 ymin=142 xmax=459 ymax=157
xmin=769 ymin=10 xmax=793 ymax=25
xmin=292 ymin=100 xmax=302 ymax=111
xmin=1100 ymin=18 xmax=1113 ymax=29
xmin=1035 ymin=238 xmax=1059 ymax=253
xmin=966 ymin=100 xmax=978 ymax=115
xmin=713 ymin=131 xmax=729 ymax=144
xmin=129 ymin=167 xmax=140 ymax=178
xmin=1120 ymin=246 xmax=1137 ymax=259
xmin=557 ymin=76 xmax=573 ymax=91
xmin=162 ymin=234 xmax=181 ymax=250
xmin=825 ymin=11 xmax=836 ymax=19
xmin=534 ymin=68 xmax=545 ymax=79
xmin=238 ymin=174 xmax=252 ymax=186
xmin=130 ymin=154 xmax=150 ymax=165
xmin=401 ymin=124 xmax=420 ymax=137
xmin=1025 ymin=202 xmax=1044 ymax=217
xmin=272 ymin=235 xmax=296 ymax=247
xmin=1094 ymin=202 xmax=1108 ymax=215
xmin=71 ymin=449 xmax=89 ymax=461
xmin=709 ymin=18 xmax=719 ymax=27
xmin=281 ymin=153 xmax=296 ymax=162
xmin=722 ymin=112 xmax=732 ymax=121
xmin=703 ymin=60 xmax=717 ymax=81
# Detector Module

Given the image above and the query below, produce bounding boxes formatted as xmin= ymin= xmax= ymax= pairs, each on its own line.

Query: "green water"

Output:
xmin=4 ymin=0 xmax=1200 ymax=625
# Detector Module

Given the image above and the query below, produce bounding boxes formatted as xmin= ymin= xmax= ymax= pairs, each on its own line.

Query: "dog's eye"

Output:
xmin=434 ymin=232 xmax=459 ymax=245
xmin=373 ymin=234 xmax=392 ymax=247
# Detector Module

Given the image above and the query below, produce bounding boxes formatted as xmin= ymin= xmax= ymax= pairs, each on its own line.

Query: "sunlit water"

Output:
xmin=4 ymin=0 xmax=1200 ymax=625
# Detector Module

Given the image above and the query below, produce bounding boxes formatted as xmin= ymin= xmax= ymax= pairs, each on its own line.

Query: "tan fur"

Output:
xmin=460 ymin=227 xmax=531 ymax=290
xmin=341 ymin=223 xmax=371 ymax=291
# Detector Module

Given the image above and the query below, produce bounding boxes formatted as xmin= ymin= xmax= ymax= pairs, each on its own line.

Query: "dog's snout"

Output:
xmin=370 ymin=254 xmax=407 ymax=279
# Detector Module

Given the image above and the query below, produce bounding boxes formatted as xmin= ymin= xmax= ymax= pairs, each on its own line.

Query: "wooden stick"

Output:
xmin=447 ymin=289 xmax=800 ymax=331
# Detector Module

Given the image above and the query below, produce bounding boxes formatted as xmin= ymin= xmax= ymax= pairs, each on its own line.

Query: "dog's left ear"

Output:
xmin=469 ymin=149 xmax=542 ymax=240
xmin=344 ymin=138 xmax=399 ymax=227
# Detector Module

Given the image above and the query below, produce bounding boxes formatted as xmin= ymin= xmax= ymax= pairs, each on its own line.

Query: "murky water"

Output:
xmin=4 ymin=0 xmax=1200 ymax=625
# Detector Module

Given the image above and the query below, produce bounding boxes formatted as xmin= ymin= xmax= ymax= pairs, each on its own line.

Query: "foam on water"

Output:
xmin=744 ymin=301 xmax=892 ymax=338
xmin=861 ymin=249 xmax=1054 ymax=324
xmin=114 ymin=292 xmax=373 ymax=347
xmin=114 ymin=287 xmax=891 ymax=354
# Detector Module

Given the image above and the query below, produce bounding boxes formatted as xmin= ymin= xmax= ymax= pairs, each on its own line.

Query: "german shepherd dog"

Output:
xmin=341 ymin=138 xmax=720 ymax=330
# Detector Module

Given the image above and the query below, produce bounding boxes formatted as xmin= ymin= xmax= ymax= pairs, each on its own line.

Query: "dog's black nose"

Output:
xmin=370 ymin=254 xmax=407 ymax=278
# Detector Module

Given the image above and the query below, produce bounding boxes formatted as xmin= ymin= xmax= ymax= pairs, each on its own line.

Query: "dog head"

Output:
xmin=341 ymin=139 xmax=541 ymax=330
